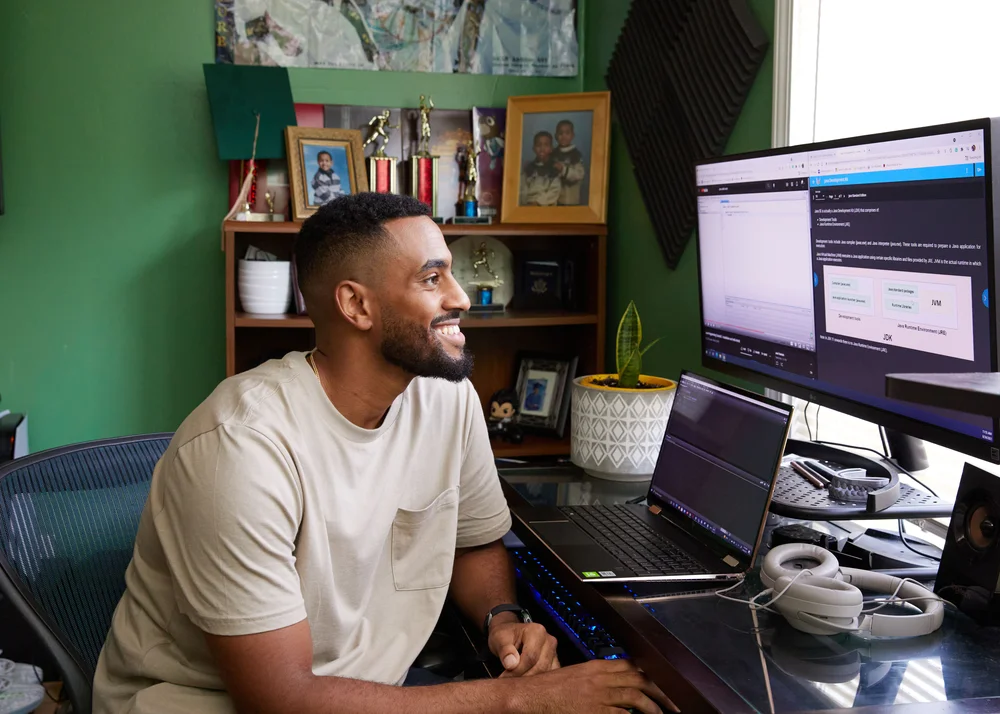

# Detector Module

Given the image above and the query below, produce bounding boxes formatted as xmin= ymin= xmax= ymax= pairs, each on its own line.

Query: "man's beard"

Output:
xmin=379 ymin=307 xmax=474 ymax=382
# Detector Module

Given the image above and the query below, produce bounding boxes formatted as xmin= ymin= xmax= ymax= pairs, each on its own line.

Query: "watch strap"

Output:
xmin=483 ymin=603 xmax=531 ymax=634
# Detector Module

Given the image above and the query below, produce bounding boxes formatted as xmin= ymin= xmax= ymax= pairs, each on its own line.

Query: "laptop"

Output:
xmin=512 ymin=371 xmax=793 ymax=583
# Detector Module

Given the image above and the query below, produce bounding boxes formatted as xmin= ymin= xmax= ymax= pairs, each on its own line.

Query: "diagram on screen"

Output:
xmin=823 ymin=266 xmax=974 ymax=361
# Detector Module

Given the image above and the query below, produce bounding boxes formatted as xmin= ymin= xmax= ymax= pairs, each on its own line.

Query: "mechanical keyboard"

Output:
xmin=559 ymin=505 xmax=708 ymax=576
xmin=511 ymin=548 xmax=627 ymax=660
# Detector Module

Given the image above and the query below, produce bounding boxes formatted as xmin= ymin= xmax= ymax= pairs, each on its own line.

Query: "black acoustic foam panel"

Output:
xmin=606 ymin=0 xmax=768 ymax=269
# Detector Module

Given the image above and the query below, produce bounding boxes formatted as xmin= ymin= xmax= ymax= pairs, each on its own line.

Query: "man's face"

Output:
xmin=375 ymin=217 xmax=473 ymax=382
xmin=556 ymin=124 xmax=574 ymax=147
xmin=318 ymin=153 xmax=332 ymax=170
xmin=533 ymin=135 xmax=553 ymax=163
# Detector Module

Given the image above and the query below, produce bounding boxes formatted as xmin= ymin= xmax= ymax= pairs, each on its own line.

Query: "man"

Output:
xmin=93 ymin=193 xmax=668 ymax=714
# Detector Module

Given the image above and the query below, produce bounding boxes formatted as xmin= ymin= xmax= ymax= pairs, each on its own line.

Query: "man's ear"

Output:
xmin=334 ymin=280 xmax=375 ymax=331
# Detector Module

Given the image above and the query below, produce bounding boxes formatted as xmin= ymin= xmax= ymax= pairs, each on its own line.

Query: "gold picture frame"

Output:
xmin=285 ymin=127 xmax=368 ymax=222
xmin=501 ymin=91 xmax=611 ymax=224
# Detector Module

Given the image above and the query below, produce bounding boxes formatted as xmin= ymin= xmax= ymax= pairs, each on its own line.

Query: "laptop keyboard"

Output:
xmin=559 ymin=505 xmax=707 ymax=576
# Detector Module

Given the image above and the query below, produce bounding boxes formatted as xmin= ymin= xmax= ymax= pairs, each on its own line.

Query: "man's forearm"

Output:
xmin=449 ymin=539 xmax=519 ymax=628
xmin=291 ymin=673 xmax=518 ymax=714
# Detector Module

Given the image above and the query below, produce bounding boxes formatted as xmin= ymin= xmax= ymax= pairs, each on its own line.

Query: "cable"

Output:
xmin=813 ymin=439 xmax=939 ymax=498
xmin=898 ymin=518 xmax=942 ymax=562
xmin=879 ymin=426 xmax=890 ymax=458
xmin=805 ymin=401 xmax=814 ymax=441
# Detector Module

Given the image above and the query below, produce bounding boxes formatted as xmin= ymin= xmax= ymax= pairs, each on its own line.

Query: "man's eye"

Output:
xmin=423 ymin=274 xmax=440 ymax=285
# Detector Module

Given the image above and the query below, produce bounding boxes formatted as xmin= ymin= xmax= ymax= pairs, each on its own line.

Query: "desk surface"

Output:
xmin=500 ymin=464 xmax=1000 ymax=714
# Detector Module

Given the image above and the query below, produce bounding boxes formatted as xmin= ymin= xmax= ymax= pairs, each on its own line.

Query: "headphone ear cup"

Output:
xmin=772 ymin=575 xmax=864 ymax=635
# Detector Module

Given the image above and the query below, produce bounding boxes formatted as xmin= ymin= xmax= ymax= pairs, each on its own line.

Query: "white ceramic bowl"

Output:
xmin=238 ymin=260 xmax=292 ymax=314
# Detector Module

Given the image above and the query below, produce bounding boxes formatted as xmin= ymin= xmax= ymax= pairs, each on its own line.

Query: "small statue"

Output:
xmin=417 ymin=94 xmax=435 ymax=157
xmin=487 ymin=388 xmax=523 ymax=444
xmin=362 ymin=109 xmax=398 ymax=158
xmin=463 ymin=138 xmax=480 ymax=202
xmin=471 ymin=241 xmax=502 ymax=285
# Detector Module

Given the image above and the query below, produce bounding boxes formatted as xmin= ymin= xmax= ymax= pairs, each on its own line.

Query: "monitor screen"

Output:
xmin=649 ymin=372 xmax=792 ymax=557
xmin=695 ymin=119 xmax=998 ymax=462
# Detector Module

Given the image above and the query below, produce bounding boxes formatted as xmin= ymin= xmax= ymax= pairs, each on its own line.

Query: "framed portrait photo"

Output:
xmin=501 ymin=91 xmax=611 ymax=225
xmin=513 ymin=353 xmax=579 ymax=437
xmin=285 ymin=126 xmax=367 ymax=221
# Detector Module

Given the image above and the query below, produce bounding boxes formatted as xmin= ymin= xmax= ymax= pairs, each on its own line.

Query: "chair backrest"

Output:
xmin=0 ymin=433 xmax=172 ymax=711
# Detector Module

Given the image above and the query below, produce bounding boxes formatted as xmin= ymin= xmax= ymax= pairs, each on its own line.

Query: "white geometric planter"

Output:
xmin=570 ymin=375 xmax=676 ymax=482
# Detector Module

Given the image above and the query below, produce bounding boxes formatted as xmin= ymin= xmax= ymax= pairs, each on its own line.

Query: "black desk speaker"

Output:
xmin=935 ymin=463 xmax=1000 ymax=624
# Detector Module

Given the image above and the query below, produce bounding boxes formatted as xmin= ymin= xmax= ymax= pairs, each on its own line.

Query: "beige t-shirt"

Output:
xmin=92 ymin=351 xmax=512 ymax=713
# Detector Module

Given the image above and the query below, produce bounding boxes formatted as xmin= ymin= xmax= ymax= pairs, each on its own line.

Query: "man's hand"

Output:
xmin=507 ymin=659 xmax=676 ymax=714
xmin=488 ymin=619 xmax=559 ymax=677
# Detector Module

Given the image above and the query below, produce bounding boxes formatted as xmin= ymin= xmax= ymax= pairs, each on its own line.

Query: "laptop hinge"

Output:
xmin=648 ymin=504 xmax=662 ymax=515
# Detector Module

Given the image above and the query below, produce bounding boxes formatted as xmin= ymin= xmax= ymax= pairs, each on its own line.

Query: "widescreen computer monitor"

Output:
xmin=694 ymin=118 xmax=1000 ymax=463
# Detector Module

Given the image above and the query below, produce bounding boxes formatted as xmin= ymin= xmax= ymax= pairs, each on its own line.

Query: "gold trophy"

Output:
xmin=468 ymin=240 xmax=505 ymax=313
xmin=363 ymin=109 xmax=399 ymax=194
xmin=454 ymin=138 xmax=490 ymax=224
xmin=409 ymin=94 xmax=440 ymax=219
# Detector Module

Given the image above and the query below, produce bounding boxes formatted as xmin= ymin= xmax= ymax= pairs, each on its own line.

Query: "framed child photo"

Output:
xmin=501 ymin=91 xmax=611 ymax=225
xmin=513 ymin=353 xmax=579 ymax=437
xmin=285 ymin=126 xmax=367 ymax=221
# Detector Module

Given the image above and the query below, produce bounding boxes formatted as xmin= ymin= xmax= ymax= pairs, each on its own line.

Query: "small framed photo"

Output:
xmin=514 ymin=353 xmax=579 ymax=437
xmin=501 ymin=91 xmax=611 ymax=224
xmin=285 ymin=127 xmax=367 ymax=221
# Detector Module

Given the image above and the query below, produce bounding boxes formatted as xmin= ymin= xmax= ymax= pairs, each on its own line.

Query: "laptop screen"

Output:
xmin=648 ymin=372 xmax=792 ymax=558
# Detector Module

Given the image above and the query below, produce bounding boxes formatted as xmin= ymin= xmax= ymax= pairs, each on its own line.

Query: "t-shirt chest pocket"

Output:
xmin=391 ymin=486 xmax=459 ymax=591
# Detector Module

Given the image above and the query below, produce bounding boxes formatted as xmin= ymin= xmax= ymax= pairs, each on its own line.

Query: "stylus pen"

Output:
xmin=790 ymin=460 xmax=825 ymax=488
xmin=796 ymin=459 xmax=831 ymax=486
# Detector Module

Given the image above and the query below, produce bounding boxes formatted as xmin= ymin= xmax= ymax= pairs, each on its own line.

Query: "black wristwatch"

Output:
xmin=483 ymin=604 xmax=532 ymax=635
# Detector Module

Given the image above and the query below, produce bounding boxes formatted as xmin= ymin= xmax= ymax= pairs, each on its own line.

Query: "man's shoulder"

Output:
xmin=171 ymin=352 xmax=309 ymax=449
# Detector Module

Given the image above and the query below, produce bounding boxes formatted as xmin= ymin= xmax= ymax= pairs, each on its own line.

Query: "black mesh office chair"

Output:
xmin=0 ymin=433 xmax=172 ymax=714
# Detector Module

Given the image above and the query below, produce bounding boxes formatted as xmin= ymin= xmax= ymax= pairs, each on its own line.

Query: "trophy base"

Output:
xmin=468 ymin=303 xmax=506 ymax=314
xmin=368 ymin=156 xmax=398 ymax=194
xmin=451 ymin=216 xmax=493 ymax=225
xmin=237 ymin=212 xmax=283 ymax=222
xmin=409 ymin=155 xmax=439 ymax=216
xmin=431 ymin=216 xmax=446 ymax=224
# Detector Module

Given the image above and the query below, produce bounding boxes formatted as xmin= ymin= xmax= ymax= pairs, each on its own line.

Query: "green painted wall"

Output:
xmin=583 ymin=0 xmax=775 ymax=383
xmin=0 ymin=0 xmax=770 ymax=452
xmin=0 ymin=1 xmax=583 ymax=452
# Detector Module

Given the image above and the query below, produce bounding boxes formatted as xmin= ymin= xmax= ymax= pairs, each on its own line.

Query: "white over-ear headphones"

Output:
xmin=737 ymin=543 xmax=946 ymax=638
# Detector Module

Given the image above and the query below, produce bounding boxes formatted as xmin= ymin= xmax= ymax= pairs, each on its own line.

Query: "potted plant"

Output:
xmin=570 ymin=301 xmax=677 ymax=482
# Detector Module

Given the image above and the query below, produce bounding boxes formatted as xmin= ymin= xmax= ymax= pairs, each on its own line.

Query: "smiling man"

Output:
xmin=93 ymin=193 xmax=668 ymax=714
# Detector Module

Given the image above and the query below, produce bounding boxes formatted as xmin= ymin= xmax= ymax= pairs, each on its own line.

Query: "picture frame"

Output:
xmin=285 ymin=126 xmax=367 ymax=221
xmin=513 ymin=353 xmax=579 ymax=437
xmin=501 ymin=91 xmax=611 ymax=224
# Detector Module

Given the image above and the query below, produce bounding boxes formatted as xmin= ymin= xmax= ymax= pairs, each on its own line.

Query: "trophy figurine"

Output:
xmin=363 ymin=109 xmax=399 ymax=194
xmin=462 ymin=139 xmax=479 ymax=216
xmin=409 ymin=94 xmax=440 ymax=220
xmin=468 ymin=240 xmax=505 ymax=314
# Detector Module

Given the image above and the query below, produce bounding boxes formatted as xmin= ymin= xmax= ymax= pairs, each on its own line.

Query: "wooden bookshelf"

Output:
xmin=225 ymin=220 xmax=606 ymax=458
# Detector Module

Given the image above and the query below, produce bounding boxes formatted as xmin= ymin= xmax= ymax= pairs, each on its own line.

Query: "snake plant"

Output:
xmin=615 ymin=301 xmax=662 ymax=389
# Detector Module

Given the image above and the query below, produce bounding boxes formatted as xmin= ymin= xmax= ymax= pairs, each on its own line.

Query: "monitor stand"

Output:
xmin=882 ymin=427 xmax=929 ymax=472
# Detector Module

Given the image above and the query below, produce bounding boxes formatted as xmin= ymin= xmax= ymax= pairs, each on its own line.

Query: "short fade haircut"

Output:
xmin=556 ymin=120 xmax=574 ymax=133
xmin=317 ymin=150 xmax=332 ymax=162
xmin=294 ymin=192 xmax=431 ymax=309
xmin=533 ymin=130 xmax=553 ymax=145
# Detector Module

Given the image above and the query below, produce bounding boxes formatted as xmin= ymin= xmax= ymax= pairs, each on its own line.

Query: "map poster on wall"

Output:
xmin=214 ymin=0 xmax=578 ymax=77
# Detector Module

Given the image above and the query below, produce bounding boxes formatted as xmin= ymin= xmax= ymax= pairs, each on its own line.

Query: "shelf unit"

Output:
xmin=224 ymin=220 xmax=607 ymax=458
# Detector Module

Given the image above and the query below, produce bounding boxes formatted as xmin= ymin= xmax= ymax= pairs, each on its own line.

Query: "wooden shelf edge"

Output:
xmin=492 ymin=436 xmax=570 ymax=458
xmin=224 ymin=220 xmax=607 ymax=236
xmin=235 ymin=311 xmax=598 ymax=329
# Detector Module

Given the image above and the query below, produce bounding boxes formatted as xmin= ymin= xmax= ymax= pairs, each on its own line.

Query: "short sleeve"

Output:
xmin=154 ymin=425 xmax=307 ymax=636
xmin=456 ymin=382 xmax=512 ymax=549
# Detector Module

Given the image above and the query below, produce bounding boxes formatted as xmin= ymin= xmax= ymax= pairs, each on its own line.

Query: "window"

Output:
xmin=774 ymin=0 xmax=1000 ymax=502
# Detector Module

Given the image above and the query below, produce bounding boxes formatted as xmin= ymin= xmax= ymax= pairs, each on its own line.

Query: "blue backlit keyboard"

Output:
xmin=511 ymin=548 xmax=627 ymax=660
